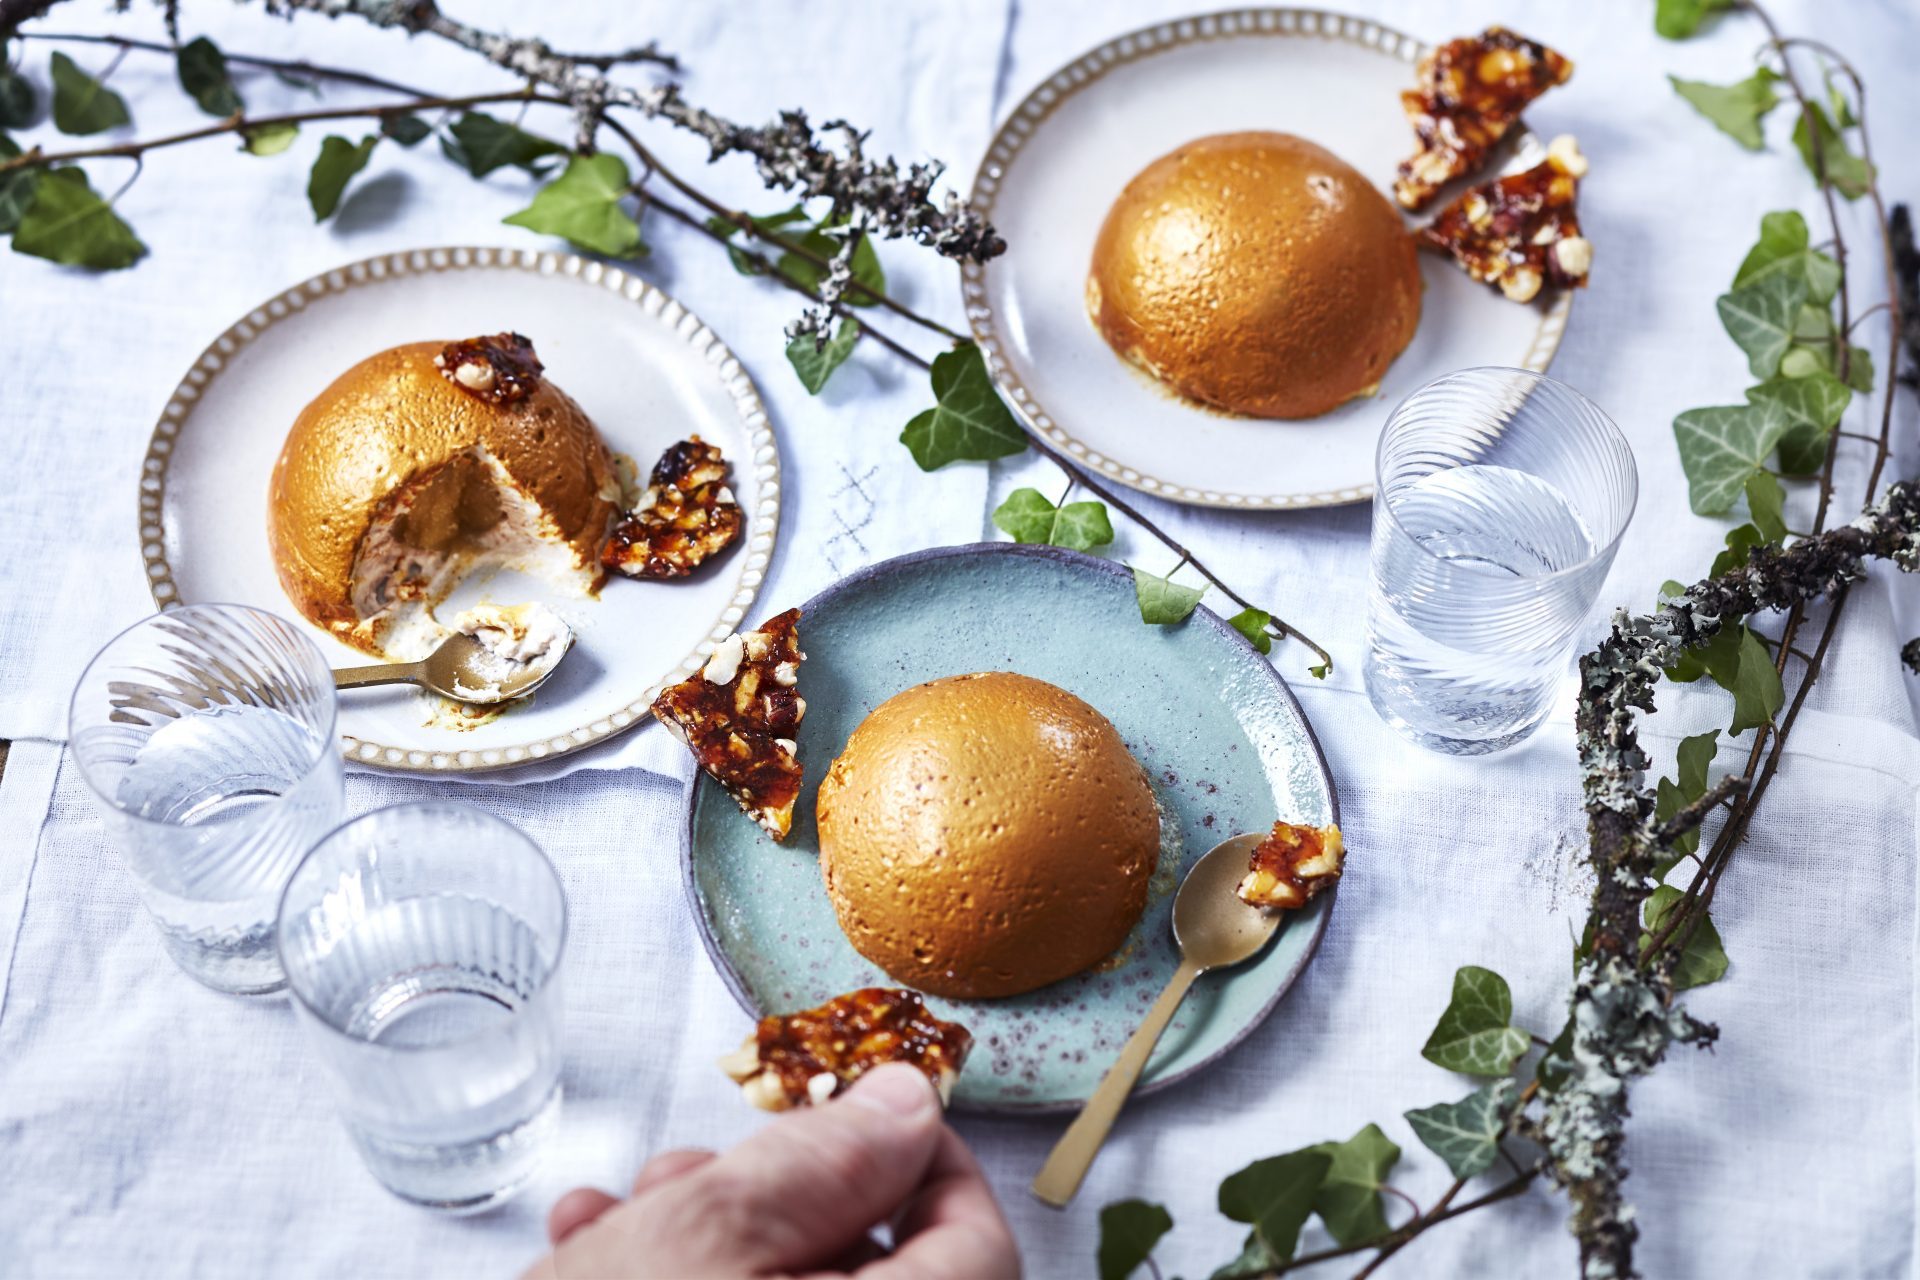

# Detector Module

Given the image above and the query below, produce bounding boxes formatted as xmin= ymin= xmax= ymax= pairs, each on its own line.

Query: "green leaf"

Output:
xmin=307 ymin=133 xmax=377 ymax=221
xmin=1308 ymin=662 xmax=1330 ymax=680
xmin=1218 ymin=1149 xmax=1332 ymax=1265
xmin=503 ymin=152 xmax=645 ymax=257
xmin=0 ymin=133 xmax=39 ymax=235
xmin=1778 ymin=342 xmax=1873 ymax=394
xmin=241 ymin=121 xmax=299 ymax=157
xmin=1678 ymin=730 xmax=1719 ymax=797
xmin=1654 ymin=730 xmax=1719 ymax=865
xmin=1672 ymin=399 xmax=1791 ymax=515
xmin=1745 ymin=471 xmax=1786 ymax=542
xmin=442 ymin=111 xmax=563 ymax=177
xmin=1420 ymin=966 xmax=1532 ymax=1077
xmin=1653 ymin=777 xmax=1695 ymax=867
xmin=10 ymin=166 xmax=143 ymax=269
xmin=0 ymin=59 xmax=37 ymax=129
xmin=1669 ymin=69 xmax=1778 ymax=150
xmin=1746 ymin=371 xmax=1850 ymax=475
xmin=899 ymin=343 xmax=1028 ymax=470
xmin=1097 ymin=1199 xmax=1174 ymax=1280
xmin=49 ymin=51 xmax=129 ymax=136
xmin=707 ymin=204 xmax=808 ymax=275
xmin=1710 ymin=522 xmax=1764 ymax=577
xmin=1843 ymin=346 xmax=1875 ymax=394
xmin=992 ymin=487 xmax=1115 ymax=552
xmin=786 ymin=318 xmax=858 ymax=394
xmin=1655 ymin=0 xmax=1732 ymax=39
xmin=1792 ymin=304 xmax=1833 ymax=342
xmin=1536 ymin=1017 xmax=1574 ymax=1093
xmin=381 ymin=113 xmax=432 ymax=147
xmin=1733 ymin=211 xmax=1840 ymax=304
xmin=1308 ymin=1124 xmax=1401 ymax=1246
xmin=1226 ymin=607 xmax=1273 ymax=655
xmin=1404 ymin=1080 xmax=1517 ymax=1180
xmin=1668 ymin=624 xmax=1742 ymax=691
xmin=1717 ymin=272 xmax=1808 ymax=379
xmin=1209 ymin=1232 xmax=1281 ymax=1280
xmin=273 ymin=67 xmax=321 ymax=97
xmin=1728 ymin=626 xmax=1784 ymax=734
xmin=176 ymin=37 xmax=241 ymax=118
xmin=775 ymin=220 xmax=886 ymax=305
xmin=1792 ymin=100 xmax=1874 ymax=200
xmin=1133 ymin=566 xmax=1206 ymax=626
xmin=1641 ymin=886 xmax=1730 ymax=990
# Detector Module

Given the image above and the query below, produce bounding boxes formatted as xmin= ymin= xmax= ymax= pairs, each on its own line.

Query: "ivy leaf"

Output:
xmin=1653 ymin=777 xmax=1693 ymax=869
xmin=1097 ymin=1199 xmax=1173 ymax=1280
xmin=1536 ymin=1017 xmax=1575 ymax=1093
xmin=10 ymin=166 xmax=144 ymax=269
xmin=442 ymin=110 xmax=563 ymax=177
xmin=1641 ymin=885 xmax=1730 ymax=990
xmin=1791 ymin=100 xmax=1874 ymax=200
xmin=706 ymin=205 xmax=808 ymax=275
xmin=1733 ymin=211 xmax=1840 ymax=304
xmin=273 ymin=67 xmax=322 ymax=97
xmin=1779 ymin=342 xmax=1873 ymax=393
xmin=1728 ymin=626 xmax=1784 ymax=734
xmin=1134 ymin=566 xmax=1207 ymax=626
xmin=1669 ymin=69 xmax=1778 ymax=150
xmin=1654 ymin=730 xmax=1719 ymax=866
xmin=1404 ymin=1080 xmax=1517 ymax=1180
xmin=503 ymin=153 xmax=645 ymax=258
xmin=176 ymin=37 xmax=242 ymax=118
xmin=1709 ymin=522 xmax=1764 ymax=578
xmin=1745 ymin=471 xmax=1787 ymax=542
xmin=786 ymin=317 xmax=858 ymax=395
xmin=1420 ymin=966 xmax=1532 ymax=1077
xmin=992 ymin=487 xmax=1114 ymax=552
xmin=0 ymin=59 xmax=37 ymax=129
xmin=1666 ymin=624 xmax=1742 ymax=691
xmin=1227 ymin=607 xmax=1273 ymax=654
xmin=1217 ymin=1149 xmax=1332 ymax=1265
xmin=50 ymin=51 xmax=130 ymax=136
xmin=0 ymin=133 xmax=40 ymax=235
xmin=1843 ymin=345 xmax=1875 ymax=394
xmin=381 ymin=113 xmax=432 ymax=147
xmin=1655 ymin=0 xmax=1732 ymax=39
xmin=1672 ymin=399 xmax=1790 ymax=515
xmin=1308 ymin=1124 xmax=1401 ymax=1246
xmin=775 ymin=219 xmax=886 ymax=306
xmin=241 ymin=121 xmax=299 ymax=157
xmin=308 ymin=133 xmax=377 ymax=221
xmin=899 ymin=343 xmax=1028 ymax=470
xmin=1746 ymin=371 xmax=1850 ymax=475
xmin=1716 ymin=272 xmax=1808 ymax=379
xmin=1209 ymin=1231 xmax=1282 ymax=1280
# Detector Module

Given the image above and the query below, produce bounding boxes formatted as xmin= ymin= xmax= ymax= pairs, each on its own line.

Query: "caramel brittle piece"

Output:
xmin=603 ymin=437 xmax=745 ymax=580
xmin=652 ymin=608 xmax=804 ymax=839
xmin=1395 ymin=26 xmax=1573 ymax=211
xmin=433 ymin=332 xmax=544 ymax=405
xmin=1418 ymin=135 xmax=1590 ymax=303
xmin=1236 ymin=820 xmax=1345 ymax=911
xmin=718 ymin=988 xmax=974 ymax=1111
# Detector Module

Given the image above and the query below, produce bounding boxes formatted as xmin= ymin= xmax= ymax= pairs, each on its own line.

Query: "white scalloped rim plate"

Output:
xmin=962 ymin=7 xmax=1573 ymax=510
xmin=140 ymin=246 xmax=780 ymax=775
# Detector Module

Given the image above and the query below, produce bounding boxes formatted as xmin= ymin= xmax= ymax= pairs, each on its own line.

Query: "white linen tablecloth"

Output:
xmin=3 ymin=2 xmax=1918 ymax=1276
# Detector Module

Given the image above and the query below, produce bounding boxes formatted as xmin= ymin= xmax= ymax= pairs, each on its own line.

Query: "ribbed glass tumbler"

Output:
xmin=1365 ymin=368 xmax=1637 ymax=756
xmin=277 ymin=803 xmax=568 ymax=1213
xmin=68 ymin=604 xmax=343 ymax=995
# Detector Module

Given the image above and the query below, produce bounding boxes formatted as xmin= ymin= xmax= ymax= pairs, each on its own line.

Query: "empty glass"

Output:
xmin=68 ymin=604 xmax=344 ymax=995
xmin=1365 ymin=368 xmax=1637 ymax=755
xmin=277 ymin=803 xmax=567 ymax=1213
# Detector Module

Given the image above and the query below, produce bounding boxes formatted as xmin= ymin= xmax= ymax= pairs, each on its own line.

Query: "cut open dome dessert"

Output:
xmin=267 ymin=333 xmax=620 ymax=659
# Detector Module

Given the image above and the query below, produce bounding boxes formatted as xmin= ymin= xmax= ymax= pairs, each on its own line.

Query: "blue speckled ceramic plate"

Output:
xmin=682 ymin=543 xmax=1336 ymax=1113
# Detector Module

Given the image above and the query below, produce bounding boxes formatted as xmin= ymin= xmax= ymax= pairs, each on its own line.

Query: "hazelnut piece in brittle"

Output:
xmin=433 ymin=332 xmax=545 ymax=405
xmin=603 ymin=436 xmax=745 ymax=580
xmin=719 ymin=987 xmax=973 ymax=1112
xmin=1236 ymin=820 xmax=1345 ymax=911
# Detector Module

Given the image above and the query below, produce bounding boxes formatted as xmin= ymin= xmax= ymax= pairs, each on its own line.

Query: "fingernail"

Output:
xmin=844 ymin=1062 xmax=936 ymax=1117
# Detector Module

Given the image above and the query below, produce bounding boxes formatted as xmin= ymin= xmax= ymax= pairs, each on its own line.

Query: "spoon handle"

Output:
xmin=333 ymin=661 xmax=425 ymax=690
xmin=1030 ymin=955 xmax=1202 ymax=1208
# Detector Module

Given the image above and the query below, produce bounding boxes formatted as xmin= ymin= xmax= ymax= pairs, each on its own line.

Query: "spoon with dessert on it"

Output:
xmin=332 ymin=602 xmax=574 ymax=706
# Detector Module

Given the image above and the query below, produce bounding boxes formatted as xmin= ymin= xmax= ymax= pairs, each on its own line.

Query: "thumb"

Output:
xmin=681 ymin=1062 xmax=945 ymax=1274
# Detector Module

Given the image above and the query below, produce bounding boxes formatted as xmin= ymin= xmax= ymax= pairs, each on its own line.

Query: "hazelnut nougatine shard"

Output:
xmin=603 ymin=436 xmax=746 ymax=580
xmin=651 ymin=608 xmax=805 ymax=840
xmin=1394 ymin=26 xmax=1574 ymax=212
xmin=1417 ymin=135 xmax=1591 ymax=304
xmin=1236 ymin=820 xmax=1345 ymax=911
xmin=718 ymin=987 xmax=974 ymax=1112
xmin=433 ymin=332 xmax=545 ymax=405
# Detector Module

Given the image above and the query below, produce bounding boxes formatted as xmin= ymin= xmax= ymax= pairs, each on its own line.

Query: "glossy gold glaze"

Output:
xmin=1087 ymin=131 xmax=1423 ymax=420
xmin=266 ymin=341 xmax=617 ymax=650
xmin=816 ymin=672 xmax=1161 ymax=1000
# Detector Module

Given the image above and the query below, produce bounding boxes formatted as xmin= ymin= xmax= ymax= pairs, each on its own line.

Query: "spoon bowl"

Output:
xmin=333 ymin=630 xmax=570 ymax=706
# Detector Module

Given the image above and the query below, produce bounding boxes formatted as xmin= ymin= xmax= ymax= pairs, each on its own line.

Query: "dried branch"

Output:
xmin=1894 ymin=204 xmax=1920 ymax=389
xmin=1652 ymin=774 xmax=1747 ymax=848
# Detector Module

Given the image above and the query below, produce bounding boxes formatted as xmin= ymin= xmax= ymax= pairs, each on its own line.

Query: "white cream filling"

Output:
xmin=451 ymin=602 xmax=574 ymax=691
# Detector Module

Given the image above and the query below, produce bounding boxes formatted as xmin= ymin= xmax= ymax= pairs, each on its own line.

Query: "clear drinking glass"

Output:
xmin=276 ymin=803 xmax=567 ymax=1213
xmin=68 ymin=604 xmax=344 ymax=995
xmin=1365 ymin=367 xmax=1637 ymax=755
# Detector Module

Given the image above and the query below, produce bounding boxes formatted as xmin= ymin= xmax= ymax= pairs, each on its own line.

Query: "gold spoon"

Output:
xmin=1031 ymin=832 xmax=1280 ymax=1208
xmin=331 ymin=632 xmax=567 ymax=706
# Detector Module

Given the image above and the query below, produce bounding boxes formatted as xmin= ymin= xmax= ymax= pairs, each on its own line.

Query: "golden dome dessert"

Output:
xmin=1086 ymin=130 xmax=1423 ymax=420
xmin=816 ymin=672 xmax=1160 ymax=999
xmin=267 ymin=334 xmax=619 ymax=658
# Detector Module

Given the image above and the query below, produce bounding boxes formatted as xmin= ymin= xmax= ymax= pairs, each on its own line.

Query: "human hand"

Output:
xmin=525 ymin=1062 xmax=1021 ymax=1279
